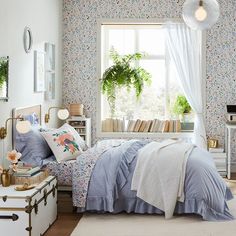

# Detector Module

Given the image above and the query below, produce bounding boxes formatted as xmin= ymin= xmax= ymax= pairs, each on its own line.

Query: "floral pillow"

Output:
xmin=41 ymin=123 xmax=83 ymax=163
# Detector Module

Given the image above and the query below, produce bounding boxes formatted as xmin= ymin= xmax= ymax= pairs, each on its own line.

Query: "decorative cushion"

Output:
xmin=41 ymin=123 xmax=83 ymax=163
xmin=15 ymin=127 xmax=53 ymax=167
xmin=23 ymin=112 xmax=40 ymax=125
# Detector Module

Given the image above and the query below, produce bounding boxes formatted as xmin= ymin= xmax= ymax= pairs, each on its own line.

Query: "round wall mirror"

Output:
xmin=23 ymin=27 xmax=33 ymax=53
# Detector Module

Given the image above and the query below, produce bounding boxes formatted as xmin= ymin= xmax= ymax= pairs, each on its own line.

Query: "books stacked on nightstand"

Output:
xmin=209 ymin=148 xmax=227 ymax=177
xmin=14 ymin=166 xmax=41 ymax=177
xmin=11 ymin=166 xmax=49 ymax=185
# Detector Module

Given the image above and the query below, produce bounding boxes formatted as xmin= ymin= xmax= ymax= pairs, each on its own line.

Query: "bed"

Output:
xmin=12 ymin=105 xmax=234 ymax=221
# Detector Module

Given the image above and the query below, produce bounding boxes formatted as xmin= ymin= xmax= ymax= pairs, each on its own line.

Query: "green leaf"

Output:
xmin=101 ymin=49 xmax=152 ymax=117
xmin=172 ymin=95 xmax=192 ymax=115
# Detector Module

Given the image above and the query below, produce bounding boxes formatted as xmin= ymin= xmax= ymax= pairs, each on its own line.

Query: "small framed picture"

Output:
xmin=0 ymin=56 xmax=9 ymax=100
xmin=45 ymin=72 xmax=55 ymax=100
xmin=34 ymin=51 xmax=45 ymax=92
xmin=45 ymin=43 xmax=55 ymax=71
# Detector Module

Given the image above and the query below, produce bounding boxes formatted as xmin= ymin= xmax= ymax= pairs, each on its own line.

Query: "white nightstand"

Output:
xmin=67 ymin=117 xmax=91 ymax=147
xmin=210 ymin=152 xmax=227 ymax=177
xmin=0 ymin=176 xmax=57 ymax=236
xmin=225 ymin=122 xmax=236 ymax=179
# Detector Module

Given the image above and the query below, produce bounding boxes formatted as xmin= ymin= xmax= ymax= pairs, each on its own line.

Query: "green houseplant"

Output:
xmin=0 ymin=57 xmax=8 ymax=90
xmin=172 ymin=95 xmax=192 ymax=122
xmin=101 ymin=49 xmax=151 ymax=117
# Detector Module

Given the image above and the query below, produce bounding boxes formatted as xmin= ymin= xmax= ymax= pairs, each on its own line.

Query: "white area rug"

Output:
xmin=71 ymin=198 xmax=236 ymax=236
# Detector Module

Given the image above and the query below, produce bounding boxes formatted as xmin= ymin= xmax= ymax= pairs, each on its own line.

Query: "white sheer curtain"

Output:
xmin=165 ymin=23 xmax=207 ymax=149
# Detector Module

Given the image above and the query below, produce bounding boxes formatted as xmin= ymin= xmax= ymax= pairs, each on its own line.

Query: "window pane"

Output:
xmin=139 ymin=29 xmax=165 ymax=55
xmin=108 ymin=29 xmax=135 ymax=55
xmin=102 ymin=59 xmax=167 ymax=120
xmin=139 ymin=60 xmax=165 ymax=90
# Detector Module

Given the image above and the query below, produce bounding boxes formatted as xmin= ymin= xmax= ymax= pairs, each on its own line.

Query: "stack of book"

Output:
xmin=209 ymin=148 xmax=226 ymax=176
xmin=12 ymin=166 xmax=48 ymax=185
xmin=14 ymin=166 xmax=41 ymax=177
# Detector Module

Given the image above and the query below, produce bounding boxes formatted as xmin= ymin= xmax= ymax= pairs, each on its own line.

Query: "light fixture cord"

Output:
xmin=199 ymin=0 xmax=203 ymax=6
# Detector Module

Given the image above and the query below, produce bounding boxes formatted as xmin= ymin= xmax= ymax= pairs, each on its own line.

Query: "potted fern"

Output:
xmin=101 ymin=49 xmax=151 ymax=117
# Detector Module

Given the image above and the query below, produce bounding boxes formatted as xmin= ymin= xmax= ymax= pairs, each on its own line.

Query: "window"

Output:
xmin=98 ymin=23 xmax=193 ymax=136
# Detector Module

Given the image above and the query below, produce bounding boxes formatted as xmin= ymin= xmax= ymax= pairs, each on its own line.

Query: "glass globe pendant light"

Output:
xmin=182 ymin=0 xmax=220 ymax=30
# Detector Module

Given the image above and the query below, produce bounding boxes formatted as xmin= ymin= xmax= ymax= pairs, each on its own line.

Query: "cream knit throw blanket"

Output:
xmin=131 ymin=139 xmax=195 ymax=219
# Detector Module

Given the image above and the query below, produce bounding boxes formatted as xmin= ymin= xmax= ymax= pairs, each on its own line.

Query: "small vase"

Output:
xmin=1 ymin=169 xmax=11 ymax=187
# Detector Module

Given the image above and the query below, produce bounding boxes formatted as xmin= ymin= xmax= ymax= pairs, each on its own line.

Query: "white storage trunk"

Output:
xmin=0 ymin=176 xmax=57 ymax=236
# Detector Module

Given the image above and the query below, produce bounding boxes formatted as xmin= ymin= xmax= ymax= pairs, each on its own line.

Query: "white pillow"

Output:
xmin=41 ymin=123 xmax=83 ymax=163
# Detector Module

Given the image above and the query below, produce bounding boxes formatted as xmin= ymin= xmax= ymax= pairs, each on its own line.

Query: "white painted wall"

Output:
xmin=0 ymin=0 xmax=62 ymax=155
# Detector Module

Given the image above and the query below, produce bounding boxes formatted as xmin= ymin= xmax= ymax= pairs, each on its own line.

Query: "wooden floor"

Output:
xmin=44 ymin=213 xmax=82 ymax=236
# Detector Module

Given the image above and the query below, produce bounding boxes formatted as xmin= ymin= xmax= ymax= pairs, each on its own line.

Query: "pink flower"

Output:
xmin=7 ymin=150 xmax=22 ymax=164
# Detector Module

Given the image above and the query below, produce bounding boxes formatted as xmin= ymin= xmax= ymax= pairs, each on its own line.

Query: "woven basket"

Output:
xmin=69 ymin=103 xmax=84 ymax=116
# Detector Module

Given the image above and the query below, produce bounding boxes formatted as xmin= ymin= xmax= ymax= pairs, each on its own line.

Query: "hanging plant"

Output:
xmin=101 ymin=49 xmax=151 ymax=117
xmin=0 ymin=57 xmax=8 ymax=90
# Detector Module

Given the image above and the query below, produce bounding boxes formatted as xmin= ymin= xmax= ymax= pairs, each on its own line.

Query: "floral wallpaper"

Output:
xmin=62 ymin=0 xmax=236 ymax=157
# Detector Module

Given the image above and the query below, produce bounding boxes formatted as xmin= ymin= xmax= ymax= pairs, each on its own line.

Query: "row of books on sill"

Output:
xmin=102 ymin=118 xmax=182 ymax=133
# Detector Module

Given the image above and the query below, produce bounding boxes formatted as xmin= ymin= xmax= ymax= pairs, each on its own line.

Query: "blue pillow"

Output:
xmin=15 ymin=127 xmax=53 ymax=167
xmin=23 ymin=112 xmax=39 ymax=125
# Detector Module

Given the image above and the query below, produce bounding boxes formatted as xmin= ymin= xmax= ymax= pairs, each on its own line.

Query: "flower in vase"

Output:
xmin=7 ymin=150 xmax=21 ymax=164
xmin=0 ymin=150 xmax=22 ymax=174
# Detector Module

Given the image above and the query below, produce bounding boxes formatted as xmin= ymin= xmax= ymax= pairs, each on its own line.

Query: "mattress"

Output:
xmin=43 ymin=156 xmax=75 ymax=186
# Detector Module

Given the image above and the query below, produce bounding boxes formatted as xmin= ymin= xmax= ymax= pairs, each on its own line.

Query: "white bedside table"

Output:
xmin=0 ymin=176 xmax=57 ymax=236
xmin=210 ymin=152 xmax=227 ymax=177
xmin=225 ymin=122 xmax=236 ymax=179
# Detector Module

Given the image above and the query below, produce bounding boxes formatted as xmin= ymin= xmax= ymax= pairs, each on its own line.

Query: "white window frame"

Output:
xmin=96 ymin=18 xmax=206 ymax=139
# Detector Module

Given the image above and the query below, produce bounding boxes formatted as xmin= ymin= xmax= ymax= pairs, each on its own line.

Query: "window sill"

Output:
xmin=97 ymin=131 xmax=194 ymax=139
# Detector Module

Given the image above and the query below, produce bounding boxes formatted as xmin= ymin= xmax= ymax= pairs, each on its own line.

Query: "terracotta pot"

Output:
xmin=1 ymin=169 xmax=11 ymax=187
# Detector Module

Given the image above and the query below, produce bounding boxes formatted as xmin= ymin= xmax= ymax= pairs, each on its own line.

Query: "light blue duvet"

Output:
xmin=79 ymin=140 xmax=234 ymax=221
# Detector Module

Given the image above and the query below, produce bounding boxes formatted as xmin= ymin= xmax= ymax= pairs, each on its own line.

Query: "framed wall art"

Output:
xmin=0 ymin=56 xmax=9 ymax=101
xmin=45 ymin=43 xmax=55 ymax=71
xmin=45 ymin=73 xmax=55 ymax=100
xmin=44 ymin=43 xmax=56 ymax=100
xmin=34 ymin=51 xmax=45 ymax=92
